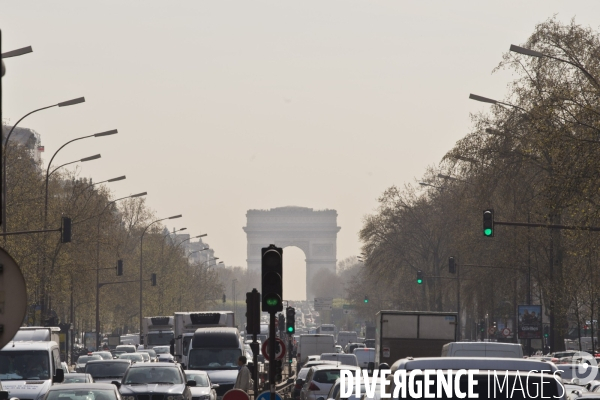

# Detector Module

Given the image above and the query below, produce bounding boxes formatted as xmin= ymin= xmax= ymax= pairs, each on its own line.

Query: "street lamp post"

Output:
xmin=2 ymin=96 xmax=85 ymax=232
xmin=95 ymin=191 xmax=146 ymax=349
xmin=140 ymin=214 xmax=182 ymax=341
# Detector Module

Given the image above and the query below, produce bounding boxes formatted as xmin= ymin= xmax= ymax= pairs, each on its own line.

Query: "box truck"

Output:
xmin=142 ymin=316 xmax=174 ymax=349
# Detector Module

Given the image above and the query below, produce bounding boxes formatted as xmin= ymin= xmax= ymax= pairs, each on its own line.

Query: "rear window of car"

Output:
xmin=313 ymin=370 xmax=342 ymax=384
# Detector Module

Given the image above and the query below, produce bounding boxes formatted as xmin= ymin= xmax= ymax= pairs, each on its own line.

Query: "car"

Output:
xmin=293 ymin=367 xmax=311 ymax=400
xmin=344 ymin=343 xmax=365 ymax=354
xmin=61 ymin=361 xmax=71 ymax=373
xmin=60 ymin=373 xmax=95 ymax=384
xmin=321 ymin=376 xmax=381 ymax=400
xmin=45 ymin=383 xmax=122 ymax=400
xmin=115 ymin=345 xmax=137 ymax=354
xmin=320 ymin=353 xmax=359 ymax=367
xmin=153 ymin=345 xmax=171 ymax=355
xmin=300 ymin=364 xmax=361 ymax=400
xmin=111 ymin=350 xmax=126 ymax=359
xmin=334 ymin=346 xmax=343 ymax=354
xmin=75 ymin=355 xmax=103 ymax=372
xmin=157 ymin=353 xmax=176 ymax=363
xmin=137 ymin=349 xmax=158 ymax=362
xmin=185 ymin=370 xmax=218 ymax=400
xmin=92 ymin=351 xmax=114 ymax=361
xmin=85 ymin=359 xmax=132 ymax=383
xmin=119 ymin=353 xmax=145 ymax=363
xmin=118 ymin=362 xmax=194 ymax=400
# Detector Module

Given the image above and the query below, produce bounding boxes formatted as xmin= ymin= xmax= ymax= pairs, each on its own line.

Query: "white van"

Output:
xmin=0 ymin=341 xmax=64 ymax=400
xmin=353 ymin=347 xmax=375 ymax=369
xmin=336 ymin=331 xmax=358 ymax=349
xmin=441 ymin=342 xmax=523 ymax=358
xmin=319 ymin=352 xmax=359 ymax=367
xmin=298 ymin=334 xmax=335 ymax=364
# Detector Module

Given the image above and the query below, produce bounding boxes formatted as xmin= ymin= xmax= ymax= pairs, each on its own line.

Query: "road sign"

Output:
xmin=0 ymin=248 xmax=27 ymax=349
xmin=261 ymin=337 xmax=286 ymax=360
xmin=314 ymin=297 xmax=333 ymax=311
xmin=222 ymin=390 xmax=250 ymax=400
xmin=488 ymin=327 xmax=496 ymax=335
xmin=256 ymin=392 xmax=282 ymax=400
xmin=502 ymin=328 xmax=512 ymax=337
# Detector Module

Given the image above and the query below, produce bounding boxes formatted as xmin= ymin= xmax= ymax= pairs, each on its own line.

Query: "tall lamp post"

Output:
xmin=2 ymin=96 xmax=85 ymax=232
xmin=95 ymin=191 xmax=147 ymax=349
xmin=140 ymin=214 xmax=182 ymax=340
xmin=44 ymin=129 xmax=118 ymax=229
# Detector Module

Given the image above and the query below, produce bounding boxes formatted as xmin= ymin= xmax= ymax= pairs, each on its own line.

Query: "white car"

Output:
xmin=300 ymin=364 xmax=361 ymax=400
xmin=185 ymin=370 xmax=218 ymax=400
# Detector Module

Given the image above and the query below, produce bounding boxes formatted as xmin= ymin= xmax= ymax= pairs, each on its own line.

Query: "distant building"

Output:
xmin=2 ymin=125 xmax=44 ymax=163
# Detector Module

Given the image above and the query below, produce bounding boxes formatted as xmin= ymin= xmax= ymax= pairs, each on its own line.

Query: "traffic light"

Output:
xmin=364 ymin=295 xmax=369 ymax=303
xmin=261 ymin=245 xmax=283 ymax=313
xmin=483 ymin=209 xmax=494 ymax=237
xmin=273 ymin=359 xmax=283 ymax=382
xmin=278 ymin=313 xmax=286 ymax=333
xmin=222 ymin=294 xmax=226 ymax=303
xmin=151 ymin=273 xmax=157 ymax=286
xmin=286 ymin=307 xmax=295 ymax=334
xmin=449 ymin=257 xmax=456 ymax=274
xmin=543 ymin=324 xmax=550 ymax=338
xmin=417 ymin=270 xmax=423 ymax=284
xmin=246 ymin=289 xmax=261 ymax=335
xmin=61 ymin=217 xmax=72 ymax=243
xmin=116 ymin=259 xmax=123 ymax=276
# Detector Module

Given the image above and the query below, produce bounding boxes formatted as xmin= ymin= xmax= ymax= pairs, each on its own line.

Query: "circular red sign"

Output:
xmin=222 ymin=390 xmax=249 ymax=400
xmin=261 ymin=338 xmax=286 ymax=361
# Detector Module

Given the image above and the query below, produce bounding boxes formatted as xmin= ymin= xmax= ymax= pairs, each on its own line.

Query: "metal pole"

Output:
xmin=457 ymin=262 xmax=461 ymax=341
xmin=269 ymin=312 xmax=276 ymax=400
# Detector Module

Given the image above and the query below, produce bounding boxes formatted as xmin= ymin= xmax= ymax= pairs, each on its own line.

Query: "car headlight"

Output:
xmin=167 ymin=396 xmax=184 ymax=400
xmin=123 ymin=396 xmax=136 ymax=400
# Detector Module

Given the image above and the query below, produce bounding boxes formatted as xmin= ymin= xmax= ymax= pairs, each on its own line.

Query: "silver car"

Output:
xmin=300 ymin=364 xmax=361 ymax=400
xmin=185 ymin=370 xmax=218 ymax=400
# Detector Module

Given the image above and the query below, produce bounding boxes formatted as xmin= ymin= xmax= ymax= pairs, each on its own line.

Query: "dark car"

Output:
xmin=75 ymin=355 xmax=103 ymax=373
xmin=45 ymin=383 xmax=122 ymax=400
xmin=137 ymin=349 xmax=158 ymax=362
xmin=85 ymin=359 xmax=132 ymax=383
xmin=293 ymin=367 xmax=311 ymax=400
xmin=61 ymin=373 xmax=95 ymax=384
xmin=118 ymin=362 xmax=194 ymax=400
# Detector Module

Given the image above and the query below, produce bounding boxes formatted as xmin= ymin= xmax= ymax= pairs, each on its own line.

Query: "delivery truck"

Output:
xmin=142 ymin=316 xmax=174 ymax=348
xmin=297 ymin=334 xmax=335 ymax=364
xmin=174 ymin=311 xmax=234 ymax=367
xmin=375 ymin=311 xmax=457 ymax=366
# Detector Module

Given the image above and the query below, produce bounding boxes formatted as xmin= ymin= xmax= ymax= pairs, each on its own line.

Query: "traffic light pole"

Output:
xmin=269 ymin=311 xmax=276 ymax=400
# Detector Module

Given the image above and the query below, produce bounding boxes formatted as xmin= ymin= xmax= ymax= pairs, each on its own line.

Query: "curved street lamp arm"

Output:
xmin=4 ymin=105 xmax=56 ymax=153
xmin=46 ymin=134 xmax=95 ymax=177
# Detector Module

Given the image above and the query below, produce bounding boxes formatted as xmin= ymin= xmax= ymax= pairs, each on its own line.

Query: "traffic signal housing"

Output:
xmin=483 ymin=209 xmax=494 ymax=237
xmin=61 ymin=217 xmax=72 ymax=243
xmin=286 ymin=307 xmax=295 ymax=334
xmin=151 ymin=273 xmax=157 ymax=286
xmin=273 ymin=359 xmax=283 ymax=382
xmin=364 ymin=295 xmax=369 ymax=303
xmin=417 ymin=270 xmax=423 ymax=284
xmin=246 ymin=289 xmax=261 ymax=335
xmin=222 ymin=294 xmax=226 ymax=303
xmin=543 ymin=324 xmax=550 ymax=338
xmin=117 ymin=259 xmax=123 ymax=276
xmin=449 ymin=257 xmax=456 ymax=274
xmin=261 ymin=245 xmax=283 ymax=313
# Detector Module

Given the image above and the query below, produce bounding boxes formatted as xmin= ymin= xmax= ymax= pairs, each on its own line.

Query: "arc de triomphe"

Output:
xmin=243 ymin=206 xmax=341 ymax=299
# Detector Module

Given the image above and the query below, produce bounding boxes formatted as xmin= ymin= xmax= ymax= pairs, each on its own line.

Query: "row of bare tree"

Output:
xmin=2 ymin=127 xmax=223 ymax=336
xmin=349 ymin=18 xmax=600 ymax=351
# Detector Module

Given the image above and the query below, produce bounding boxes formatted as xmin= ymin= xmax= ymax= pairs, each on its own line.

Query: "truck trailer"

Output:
xmin=142 ymin=316 xmax=174 ymax=349
xmin=375 ymin=310 xmax=457 ymax=366
xmin=174 ymin=311 xmax=234 ymax=367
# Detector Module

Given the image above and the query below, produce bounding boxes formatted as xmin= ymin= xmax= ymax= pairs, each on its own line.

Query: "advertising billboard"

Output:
xmin=518 ymin=305 xmax=542 ymax=339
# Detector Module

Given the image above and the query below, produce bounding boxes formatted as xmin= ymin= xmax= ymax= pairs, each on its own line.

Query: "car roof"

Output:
xmin=87 ymin=359 xmax=131 ymax=364
xmin=185 ymin=370 xmax=208 ymax=375
xmin=129 ymin=362 xmax=179 ymax=368
xmin=391 ymin=357 xmax=558 ymax=372
xmin=48 ymin=383 xmax=116 ymax=390
xmin=309 ymin=364 xmax=361 ymax=371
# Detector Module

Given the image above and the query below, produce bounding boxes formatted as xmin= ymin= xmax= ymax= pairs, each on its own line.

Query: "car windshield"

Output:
xmin=185 ymin=373 xmax=209 ymax=387
xmin=153 ymin=347 xmax=170 ymax=354
xmin=123 ymin=366 xmax=183 ymax=384
xmin=0 ymin=350 xmax=50 ymax=380
xmin=86 ymin=362 xmax=130 ymax=379
xmin=120 ymin=354 xmax=144 ymax=362
xmin=78 ymin=356 xmax=102 ymax=364
xmin=92 ymin=353 xmax=112 ymax=360
xmin=147 ymin=332 xmax=174 ymax=346
xmin=188 ymin=348 xmax=242 ymax=370
xmin=63 ymin=375 xmax=89 ymax=383
xmin=46 ymin=389 xmax=116 ymax=400
xmin=313 ymin=369 xmax=344 ymax=384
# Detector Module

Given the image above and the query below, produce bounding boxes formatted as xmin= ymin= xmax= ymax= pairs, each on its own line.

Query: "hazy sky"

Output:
xmin=2 ymin=1 xmax=599 ymax=300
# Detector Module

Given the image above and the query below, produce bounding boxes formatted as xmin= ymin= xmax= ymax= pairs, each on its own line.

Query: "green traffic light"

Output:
xmin=364 ymin=299 xmax=368 ymax=303
xmin=484 ymin=228 xmax=493 ymax=236
xmin=417 ymin=278 xmax=423 ymax=284
xmin=266 ymin=297 xmax=279 ymax=306
xmin=287 ymin=326 xmax=294 ymax=333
